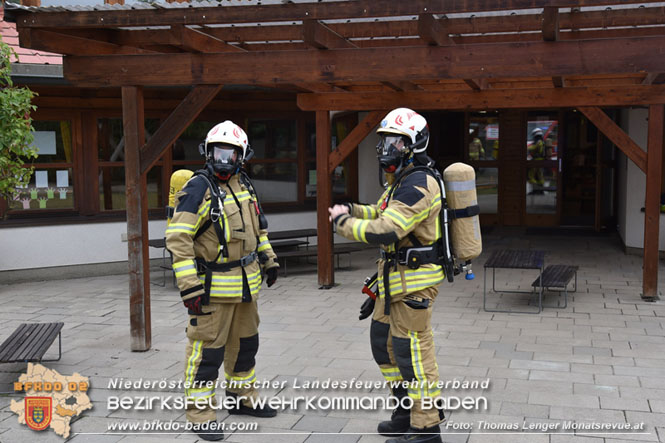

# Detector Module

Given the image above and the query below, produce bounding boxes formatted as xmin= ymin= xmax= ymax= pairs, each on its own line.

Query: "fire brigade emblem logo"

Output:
xmin=233 ymin=126 xmax=241 ymax=138
xmin=395 ymin=115 xmax=404 ymax=125
xmin=25 ymin=397 xmax=52 ymax=431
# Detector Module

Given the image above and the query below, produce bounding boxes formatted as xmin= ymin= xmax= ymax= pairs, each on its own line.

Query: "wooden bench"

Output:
xmin=271 ymin=239 xmax=309 ymax=251
xmin=531 ymin=264 xmax=578 ymax=309
xmin=277 ymin=242 xmax=371 ymax=275
xmin=0 ymin=323 xmax=63 ymax=363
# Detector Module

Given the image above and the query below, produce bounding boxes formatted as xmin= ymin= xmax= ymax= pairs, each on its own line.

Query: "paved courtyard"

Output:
xmin=1 ymin=228 xmax=665 ymax=443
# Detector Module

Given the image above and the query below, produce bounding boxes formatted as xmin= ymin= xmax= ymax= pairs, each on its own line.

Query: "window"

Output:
xmin=468 ymin=113 xmax=500 ymax=161
xmin=246 ymin=120 xmax=298 ymax=203
xmin=97 ymin=118 xmax=163 ymax=211
xmin=526 ymin=114 xmax=559 ymax=215
xmin=2 ymin=109 xmax=359 ymax=222
xmin=173 ymin=120 xmax=215 ymax=172
xmin=466 ymin=112 xmax=499 ymax=214
xmin=305 ymin=113 xmax=358 ymax=202
xmin=8 ymin=120 xmax=76 ymax=212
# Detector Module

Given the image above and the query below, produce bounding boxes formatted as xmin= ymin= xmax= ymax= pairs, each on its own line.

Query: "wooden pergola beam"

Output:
xmin=122 ymin=86 xmax=151 ymax=352
xmin=643 ymin=104 xmax=664 ymax=300
xmin=418 ymin=13 xmax=452 ymax=46
xmin=464 ymin=79 xmax=488 ymax=91
xmin=303 ymin=19 xmax=356 ymax=49
xmin=14 ymin=1 xmax=665 ymax=29
xmin=642 ymin=72 xmax=665 ymax=85
xmin=577 ymin=106 xmax=647 ymax=173
xmin=140 ymin=84 xmax=223 ymax=175
xmin=316 ymin=111 xmax=334 ymax=288
xmin=129 ymin=6 xmax=665 ymax=43
xmin=62 ymin=36 xmax=665 ymax=87
xmin=170 ymin=25 xmax=244 ymax=53
xmin=329 ymin=111 xmax=385 ymax=171
xmin=294 ymin=83 xmax=347 ymax=93
xmin=18 ymin=28 xmax=154 ymax=55
xmin=298 ymin=86 xmax=665 ymax=111
xmin=542 ymin=6 xmax=560 ymax=41
xmin=380 ymin=81 xmax=422 ymax=92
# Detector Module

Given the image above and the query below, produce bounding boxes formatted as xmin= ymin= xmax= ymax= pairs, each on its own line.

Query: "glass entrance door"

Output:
xmin=525 ymin=113 xmax=561 ymax=225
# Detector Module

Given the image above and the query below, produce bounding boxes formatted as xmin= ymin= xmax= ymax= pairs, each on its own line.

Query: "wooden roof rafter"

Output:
xmin=7 ymin=1 xmax=665 ymax=98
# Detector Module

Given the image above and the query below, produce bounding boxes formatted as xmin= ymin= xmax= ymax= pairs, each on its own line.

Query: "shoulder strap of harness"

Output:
xmin=192 ymin=168 xmax=228 ymax=259
xmin=239 ymin=169 xmax=269 ymax=230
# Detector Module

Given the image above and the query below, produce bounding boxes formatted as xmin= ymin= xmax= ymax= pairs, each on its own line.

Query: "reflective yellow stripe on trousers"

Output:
xmin=380 ymin=366 xmax=403 ymax=382
xmin=184 ymin=340 xmax=215 ymax=400
xmin=406 ymin=331 xmax=441 ymax=399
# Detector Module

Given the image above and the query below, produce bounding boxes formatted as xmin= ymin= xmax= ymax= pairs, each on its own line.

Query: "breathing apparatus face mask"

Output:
xmin=377 ymin=135 xmax=409 ymax=172
xmin=377 ymin=134 xmax=410 ymax=187
xmin=208 ymin=144 xmax=241 ymax=180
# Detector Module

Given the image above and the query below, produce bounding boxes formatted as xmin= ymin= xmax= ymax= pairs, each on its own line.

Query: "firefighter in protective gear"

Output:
xmin=527 ymin=128 xmax=546 ymax=187
xmin=468 ymin=128 xmax=485 ymax=161
xmin=165 ymin=120 xmax=279 ymax=441
xmin=329 ymin=108 xmax=445 ymax=443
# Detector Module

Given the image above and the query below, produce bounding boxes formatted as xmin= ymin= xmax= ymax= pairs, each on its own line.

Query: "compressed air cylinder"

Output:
xmin=168 ymin=169 xmax=194 ymax=225
xmin=443 ymin=162 xmax=482 ymax=261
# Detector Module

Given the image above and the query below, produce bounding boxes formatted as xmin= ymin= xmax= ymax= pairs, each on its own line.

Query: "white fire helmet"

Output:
xmin=204 ymin=120 xmax=249 ymax=160
xmin=377 ymin=107 xmax=429 ymax=153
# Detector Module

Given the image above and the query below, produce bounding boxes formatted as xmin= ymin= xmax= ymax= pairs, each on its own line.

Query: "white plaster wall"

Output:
xmin=617 ymin=107 xmax=665 ymax=250
xmin=0 ymin=220 xmax=167 ymax=271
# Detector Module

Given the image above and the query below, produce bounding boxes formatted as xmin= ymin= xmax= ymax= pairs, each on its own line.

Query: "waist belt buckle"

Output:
xmin=397 ymin=249 xmax=408 ymax=266
xmin=240 ymin=252 xmax=257 ymax=267
xmin=403 ymin=248 xmax=421 ymax=269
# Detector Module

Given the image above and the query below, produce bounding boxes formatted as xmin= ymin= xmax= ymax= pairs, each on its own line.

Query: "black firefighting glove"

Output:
xmin=359 ymin=297 xmax=375 ymax=320
xmin=181 ymin=284 xmax=205 ymax=314
xmin=266 ymin=267 xmax=278 ymax=287
xmin=183 ymin=294 xmax=204 ymax=315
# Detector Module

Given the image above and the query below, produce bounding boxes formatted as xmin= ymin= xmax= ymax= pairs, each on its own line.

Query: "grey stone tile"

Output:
xmin=293 ymin=416 xmax=350 ymax=433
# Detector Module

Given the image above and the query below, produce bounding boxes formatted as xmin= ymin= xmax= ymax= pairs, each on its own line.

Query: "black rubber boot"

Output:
xmin=192 ymin=421 xmax=224 ymax=441
xmin=226 ymin=391 xmax=277 ymax=418
xmin=377 ymin=387 xmax=410 ymax=436
xmin=377 ymin=404 xmax=411 ymax=436
xmin=385 ymin=425 xmax=442 ymax=443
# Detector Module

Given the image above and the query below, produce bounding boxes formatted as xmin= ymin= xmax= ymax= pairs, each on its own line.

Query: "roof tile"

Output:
xmin=1 ymin=6 xmax=62 ymax=66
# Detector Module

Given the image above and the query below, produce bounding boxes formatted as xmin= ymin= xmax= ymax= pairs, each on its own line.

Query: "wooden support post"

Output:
xmin=316 ymin=110 xmax=334 ymax=288
xmin=122 ymin=86 xmax=152 ymax=351
xmin=643 ymin=104 xmax=663 ymax=301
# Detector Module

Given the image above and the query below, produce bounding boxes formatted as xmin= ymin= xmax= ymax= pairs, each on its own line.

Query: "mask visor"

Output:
xmin=212 ymin=146 xmax=239 ymax=165
xmin=376 ymin=135 xmax=406 ymax=156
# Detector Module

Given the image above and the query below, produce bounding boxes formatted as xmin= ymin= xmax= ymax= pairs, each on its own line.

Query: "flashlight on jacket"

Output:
xmin=362 ymin=272 xmax=378 ymax=300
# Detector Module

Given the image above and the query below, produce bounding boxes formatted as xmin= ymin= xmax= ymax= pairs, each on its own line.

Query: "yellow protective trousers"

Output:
xmin=184 ymin=300 xmax=260 ymax=423
xmin=370 ymin=286 xmax=445 ymax=429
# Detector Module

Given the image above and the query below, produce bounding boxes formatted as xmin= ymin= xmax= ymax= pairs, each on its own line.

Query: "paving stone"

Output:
xmin=2 ymin=230 xmax=665 ymax=442
xmin=292 ymin=416 xmax=350 ymax=433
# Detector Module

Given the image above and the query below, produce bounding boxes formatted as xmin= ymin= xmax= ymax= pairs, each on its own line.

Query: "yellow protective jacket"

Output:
xmin=165 ymin=172 xmax=278 ymax=304
xmin=333 ymin=166 xmax=444 ymax=304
